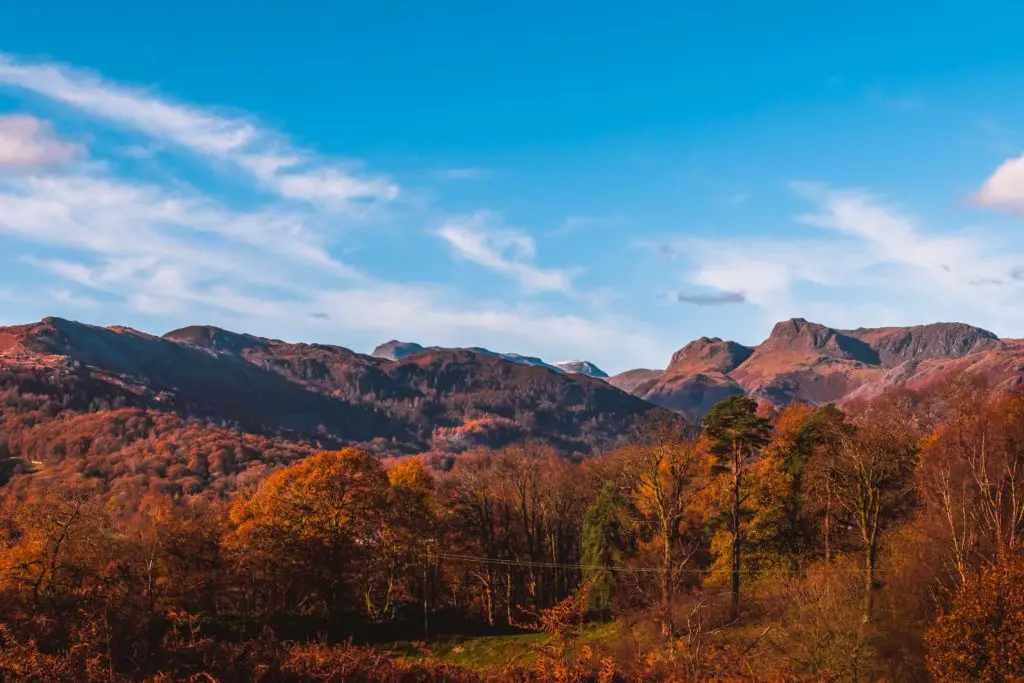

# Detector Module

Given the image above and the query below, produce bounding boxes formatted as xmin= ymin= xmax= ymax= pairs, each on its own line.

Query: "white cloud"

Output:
xmin=977 ymin=155 xmax=1024 ymax=214
xmin=437 ymin=212 xmax=574 ymax=293
xmin=792 ymin=182 xmax=978 ymax=274
xmin=691 ymin=258 xmax=790 ymax=307
xmin=0 ymin=55 xmax=397 ymax=209
xmin=0 ymin=174 xmax=356 ymax=277
xmin=308 ymin=285 xmax=665 ymax=369
xmin=0 ymin=114 xmax=80 ymax=168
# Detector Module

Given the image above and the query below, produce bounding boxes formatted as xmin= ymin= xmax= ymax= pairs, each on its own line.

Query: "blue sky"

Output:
xmin=2 ymin=2 xmax=1024 ymax=373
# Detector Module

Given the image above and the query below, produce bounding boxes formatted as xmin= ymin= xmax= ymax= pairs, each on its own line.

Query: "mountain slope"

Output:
xmin=1 ymin=317 xmax=661 ymax=461
xmin=608 ymin=368 xmax=662 ymax=395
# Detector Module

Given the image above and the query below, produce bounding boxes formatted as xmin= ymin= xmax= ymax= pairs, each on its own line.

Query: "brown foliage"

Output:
xmin=926 ymin=555 xmax=1024 ymax=681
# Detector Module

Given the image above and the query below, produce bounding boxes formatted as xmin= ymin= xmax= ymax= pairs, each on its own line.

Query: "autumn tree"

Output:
xmin=802 ymin=403 xmax=853 ymax=563
xmin=130 ymin=494 xmax=226 ymax=614
xmin=376 ymin=458 xmax=440 ymax=627
xmin=832 ymin=425 xmax=918 ymax=622
xmin=926 ymin=555 xmax=1024 ymax=681
xmin=920 ymin=381 xmax=1024 ymax=583
xmin=224 ymin=448 xmax=390 ymax=620
xmin=702 ymin=396 xmax=771 ymax=620
xmin=621 ymin=414 xmax=706 ymax=637
xmin=0 ymin=485 xmax=111 ymax=605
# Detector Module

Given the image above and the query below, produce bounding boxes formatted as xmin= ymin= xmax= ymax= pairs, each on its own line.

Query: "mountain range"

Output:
xmin=609 ymin=318 xmax=1023 ymax=418
xmin=0 ymin=317 xmax=654 ymax=461
xmin=3 ymin=314 xmax=1023 ymax=481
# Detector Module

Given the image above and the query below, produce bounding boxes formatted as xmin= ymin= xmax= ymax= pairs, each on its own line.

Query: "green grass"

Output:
xmin=387 ymin=632 xmax=547 ymax=671
xmin=384 ymin=622 xmax=622 ymax=672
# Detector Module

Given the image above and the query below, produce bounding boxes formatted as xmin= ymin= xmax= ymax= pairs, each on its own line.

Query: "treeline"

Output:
xmin=2 ymin=378 xmax=1024 ymax=680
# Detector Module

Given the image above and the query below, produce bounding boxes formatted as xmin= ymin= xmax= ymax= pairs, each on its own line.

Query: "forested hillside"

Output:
xmin=2 ymin=372 xmax=1023 ymax=680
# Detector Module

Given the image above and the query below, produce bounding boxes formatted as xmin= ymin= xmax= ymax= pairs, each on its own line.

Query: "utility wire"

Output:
xmin=433 ymin=551 xmax=892 ymax=575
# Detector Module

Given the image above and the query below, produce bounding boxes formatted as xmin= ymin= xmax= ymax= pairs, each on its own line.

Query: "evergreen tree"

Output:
xmin=581 ymin=483 xmax=628 ymax=617
xmin=703 ymin=396 xmax=771 ymax=620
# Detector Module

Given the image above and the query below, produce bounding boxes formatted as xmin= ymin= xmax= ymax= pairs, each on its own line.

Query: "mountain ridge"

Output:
xmin=370 ymin=339 xmax=608 ymax=377
xmin=613 ymin=318 xmax=1018 ymax=417
xmin=1 ymin=317 xmax=658 ymax=458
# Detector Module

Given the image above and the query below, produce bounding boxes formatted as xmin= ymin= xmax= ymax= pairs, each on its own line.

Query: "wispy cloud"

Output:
xmin=670 ymin=290 xmax=746 ymax=305
xmin=1 ymin=174 xmax=356 ymax=275
xmin=49 ymin=288 xmax=99 ymax=308
xmin=0 ymin=114 xmax=81 ymax=168
xmin=661 ymin=183 xmax=1024 ymax=331
xmin=791 ymin=181 xmax=975 ymax=274
xmin=437 ymin=212 xmax=574 ymax=293
xmin=0 ymin=55 xmax=397 ymax=210
xmin=309 ymin=285 xmax=663 ymax=366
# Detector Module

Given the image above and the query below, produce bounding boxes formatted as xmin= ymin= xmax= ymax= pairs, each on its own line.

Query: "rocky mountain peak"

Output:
xmin=371 ymin=340 xmax=425 ymax=361
xmin=759 ymin=318 xmax=879 ymax=364
xmin=552 ymin=360 xmax=609 ymax=378
xmin=666 ymin=336 xmax=753 ymax=375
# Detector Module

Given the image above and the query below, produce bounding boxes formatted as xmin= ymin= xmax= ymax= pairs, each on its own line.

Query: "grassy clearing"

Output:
xmin=385 ymin=621 xmax=623 ymax=672
xmin=386 ymin=632 xmax=547 ymax=671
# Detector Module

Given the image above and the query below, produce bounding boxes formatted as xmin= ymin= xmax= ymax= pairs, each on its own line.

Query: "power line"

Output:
xmin=433 ymin=551 xmax=893 ymax=575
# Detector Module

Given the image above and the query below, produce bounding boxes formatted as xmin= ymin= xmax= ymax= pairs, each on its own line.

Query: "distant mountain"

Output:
xmin=370 ymin=340 xmax=605 ymax=377
xmin=616 ymin=318 xmax=1024 ymax=419
xmin=1 ymin=318 xmax=662 ymax=466
xmin=552 ymin=360 xmax=609 ymax=378
xmin=371 ymin=340 xmax=426 ymax=361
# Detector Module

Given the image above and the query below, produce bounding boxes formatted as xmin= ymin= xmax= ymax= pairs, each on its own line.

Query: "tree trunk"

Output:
xmin=506 ymin=568 xmax=513 ymax=626
xmin=863 ymin=541 xmax=876 ymax=623
xmin=483 ymin=571 xmax=495 ymax=628
xmin=423 ymin=550 xmax=430 ymax=640
xmin=661 ymin=536 xmax=674 ymax=639
xmin=730 ymin=448 xmax=742 ymax=621
xmin=824 ymin=479 xmax=832 ymax=563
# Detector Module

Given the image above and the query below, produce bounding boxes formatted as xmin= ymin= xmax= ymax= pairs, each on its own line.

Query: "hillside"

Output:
xmin=0 ymin=317 xmax=660 ymax=495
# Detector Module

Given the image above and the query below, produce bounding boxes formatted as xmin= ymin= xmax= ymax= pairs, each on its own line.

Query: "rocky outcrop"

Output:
xmin=844 ymin=322 xmax=1001 ymax=367
xmin=371 ymin=340 xmax=426 ymax=361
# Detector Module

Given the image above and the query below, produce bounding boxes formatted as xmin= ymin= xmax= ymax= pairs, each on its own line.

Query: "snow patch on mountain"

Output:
xmin=552 ymin=359 xmax=609 ymax=378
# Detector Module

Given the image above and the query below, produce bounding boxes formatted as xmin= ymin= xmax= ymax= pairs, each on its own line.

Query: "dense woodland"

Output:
xmin=2 ymin=374 xmax=1024 ymax=681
